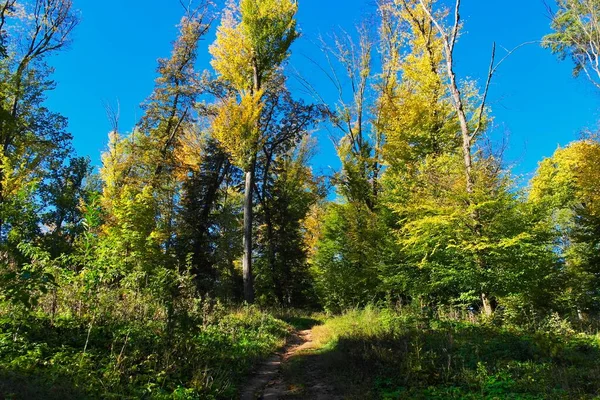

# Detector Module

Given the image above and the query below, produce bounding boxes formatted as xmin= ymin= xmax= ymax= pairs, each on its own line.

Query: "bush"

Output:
xmin=0 ymin=303 xmax=290 ymax=399
xmin=307 ymin=306 xmax=600 ymax=399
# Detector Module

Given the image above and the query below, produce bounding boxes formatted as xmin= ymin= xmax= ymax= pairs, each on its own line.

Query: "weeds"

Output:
xmin=286 ymin=306 xmax=600 ymax=399
xmin=0 ymin=304 xmax=290 ymax=399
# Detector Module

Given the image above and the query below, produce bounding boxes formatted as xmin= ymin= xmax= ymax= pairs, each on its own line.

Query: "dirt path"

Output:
xmin=240 ymin=328 xmax=339 ymax=399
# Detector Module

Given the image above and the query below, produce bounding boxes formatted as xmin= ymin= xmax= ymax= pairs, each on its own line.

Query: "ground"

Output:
xmin=241 ymin=320 xmax=344 ymax=400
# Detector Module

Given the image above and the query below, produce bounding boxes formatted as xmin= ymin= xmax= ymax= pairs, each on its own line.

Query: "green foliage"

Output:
xmin=298 ymin=307 xmax=600 ymax=399
xmin=530 ymin=140 xmax=600 ymax=317
xmin=311 ymin=203 xmax=398 ymax=313
xmin=0 ymin=243 xmax=60 ymax=309
xmin=95 ymin=185 xmax=166 ymax=283
xmin=0 ymin=302 xmax=290 ymax=399
xmin=255 ymin=136 xmax=324 ymax=307
xmin=176 ymin=139 xmax=243 ymax=298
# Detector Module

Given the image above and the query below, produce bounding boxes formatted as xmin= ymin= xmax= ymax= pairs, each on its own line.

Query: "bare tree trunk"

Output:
xmin=241 ymin=59 xmax=262 ymax=304
xmin=243 ymin=160 xmax=255 ymax=303
xmin=419 ymin=0 xmax=497 ymax=315
xmin=481 ymin=292 xmax=493 ymax=317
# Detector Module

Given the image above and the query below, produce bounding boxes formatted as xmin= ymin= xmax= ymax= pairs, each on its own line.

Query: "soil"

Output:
xmin=240 ymin=328 xmax=342 ymax=399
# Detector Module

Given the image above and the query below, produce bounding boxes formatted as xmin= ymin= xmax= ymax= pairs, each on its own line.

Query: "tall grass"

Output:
xmin=0 ymin=293 xmax=291 ymax=399
xmin=302 ymin=306 xmax=600 ymax=399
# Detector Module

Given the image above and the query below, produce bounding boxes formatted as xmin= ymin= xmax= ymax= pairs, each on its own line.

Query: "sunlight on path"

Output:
xmin=241 ymin=329 xmax=324 ymax=399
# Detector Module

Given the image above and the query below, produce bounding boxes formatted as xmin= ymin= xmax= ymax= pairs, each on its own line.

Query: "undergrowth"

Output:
xmin=0 ymin=304 xmax=290 ymax=399
xmin=290 ymin=306 xmax=600 ymax=399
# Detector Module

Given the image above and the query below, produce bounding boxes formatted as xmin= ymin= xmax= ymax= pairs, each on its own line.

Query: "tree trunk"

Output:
xmin=243 ymin=163 xmax=255 ymax=303
xmin=481 ymin=292 xmax=493 ymax=316
xmin=430 ymin=7 xmax=493 ymax=316
xmin=243 ymin=59 xmax=261 ymax=304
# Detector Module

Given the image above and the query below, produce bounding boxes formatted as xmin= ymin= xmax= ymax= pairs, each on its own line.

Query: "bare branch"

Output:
xmin=472 ymin=40 xmax=538 ymax=140
xmin=471 ymin=43 xmax=496 ymax=140
xmin=450 ymin=0 xmax=461 ymax=53
xmin=103 ymin=99 xmax=121 ymax=135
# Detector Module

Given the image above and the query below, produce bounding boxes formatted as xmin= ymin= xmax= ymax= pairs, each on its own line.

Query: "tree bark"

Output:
xmin=419 ymin=0 xmax=492 ymax=315
xmin=243 ymin=161 xmax=256 ymax=303
xmin=242 ymin=57 xmax=261 ymax=304
xmin=481 ymin=292 xmax=493 ymax=317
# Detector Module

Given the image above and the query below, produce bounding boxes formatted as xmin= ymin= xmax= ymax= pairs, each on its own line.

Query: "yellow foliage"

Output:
xmin=302 ymin=202 xmax=327 ymax=260
xmin=378 ymin=0 xmax=459 ymax=169
xmin=0 ymin=152 xmax=39 ymax=214
xmin=210 ymin=0 xmax=298 ymax=91
xmin=209 ymin=0 xmax=299 ymax=171
xmin=173 ymin=126 xmax=208 ymax=178
xmin=211 ymin=90 xmax=264 ymax=170
xmin=530 ymin=140 xmax=600 ymax=217
xmin=210 ymin=3 xmax=253 ymax=90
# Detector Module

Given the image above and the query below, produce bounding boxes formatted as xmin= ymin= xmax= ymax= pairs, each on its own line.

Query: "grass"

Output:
xmin=4 ymin=302 xmax=600 ymax=399
xmin=271 ymin=308 xmax=326 ymax=331
xmin=279 ymin=307 xmax=600 ymax=399
xmin=0 ymin=305 xmax=291 ymax=399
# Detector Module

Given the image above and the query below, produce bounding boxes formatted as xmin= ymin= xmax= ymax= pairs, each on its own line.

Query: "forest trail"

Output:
xmin=240 ymin=327 xmax=339 ymax=399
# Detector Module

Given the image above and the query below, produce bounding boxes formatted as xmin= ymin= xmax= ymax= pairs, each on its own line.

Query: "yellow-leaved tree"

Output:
xmin=530 ymin=140 xmax=600 ymax=318
xmin=209 ymin=0 xmax=299 ymax=303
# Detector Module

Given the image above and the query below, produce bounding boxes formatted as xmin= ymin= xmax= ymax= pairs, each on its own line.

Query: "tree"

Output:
xmin=311 ymin=200 xmax=398 ymax=313
xmin=209 ymin=0 xmax=299 ymax=302
xmin=365 ymin=0 xmax=552 ymax=316
xmin=39 ymin=156 xmax=93 ymax=258
xmin=98 ymin=3 xmax=213 ymax=280
xmin=415 ymin=0 xmax=524 ymax=315
xmin=98 ymin=132 xmax=166 ymax=283
xmin=255 ymin=136 xmax=324 ymax=306
xmin=0 ymin=0 xmax=78 ymax=258
xmin=177 ymin=137 xmax=240 ymax=294
xmin=544 ymin=0 xmax=600 ymax=89
xmin=530 ymin=140 xmax=600 ymax=318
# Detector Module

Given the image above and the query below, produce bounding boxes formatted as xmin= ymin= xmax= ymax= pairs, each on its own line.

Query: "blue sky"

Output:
xmin=45 ymin=0 xmax=600 ymax=183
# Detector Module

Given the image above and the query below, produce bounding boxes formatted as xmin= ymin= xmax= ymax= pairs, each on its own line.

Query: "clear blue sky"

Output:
xmin=44 ymin=0 xmax=600 ymax=183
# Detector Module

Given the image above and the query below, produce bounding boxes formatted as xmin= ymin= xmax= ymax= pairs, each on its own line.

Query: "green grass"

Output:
xmin=4 ymin=304 xmax=600 ymax=399
xmin=271 ymin=308 xmax=325 ymax=331
xmin=281 ymin=307 xmax=600 ymax=399
xmin=0 ymin=306 xmax=291 ymax=399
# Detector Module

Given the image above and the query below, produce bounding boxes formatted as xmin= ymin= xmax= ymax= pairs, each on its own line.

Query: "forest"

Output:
xmin=1 ymin=0 xmax=600 ymax=398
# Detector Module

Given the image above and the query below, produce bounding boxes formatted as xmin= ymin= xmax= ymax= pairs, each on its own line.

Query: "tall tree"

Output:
xmin=248 ymin=74 xmax=321 ymax=305
xmin=209 ymin=0 xmax=299 ymax=302
xmin=99 ymin=2 xmax=213 ymax=279
xmin=177 ymin=137 xmax=239 ymax=293
xmin=0 ymin=0 xmax=77 ymax=256
xmin=416 ymin=0 xmax=517 ymax=315
xmin=530 ymin=139 xmax=600 ymax=318
xmin=377 ymin=0 xmax=461 ymax=306
xmin=370 ymin=0 xmax=550 ymax=316
xmin=255 ymin=134 xmax=324 ymax=306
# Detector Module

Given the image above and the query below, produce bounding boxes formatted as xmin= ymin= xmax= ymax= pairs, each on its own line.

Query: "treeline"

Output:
xmin=0 ymin=0 xmax=599 ymax=326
